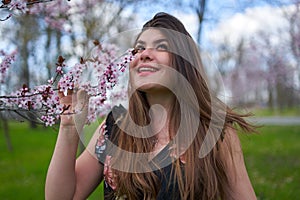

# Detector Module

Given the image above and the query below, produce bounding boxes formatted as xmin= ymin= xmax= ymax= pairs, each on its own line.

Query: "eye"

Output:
xmin=132 ymin=45 xmax=145 ymax=55
xmin=156 ymin=43 xmax=168 ymax=51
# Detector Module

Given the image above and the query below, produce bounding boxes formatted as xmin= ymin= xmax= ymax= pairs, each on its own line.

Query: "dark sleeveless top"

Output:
xmin=95 ymin=105 xmax=183 ymax=200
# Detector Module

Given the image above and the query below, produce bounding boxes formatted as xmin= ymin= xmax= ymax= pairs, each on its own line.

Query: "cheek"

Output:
xmin=160 ymin=53 xmax=171 ymax=66
xmin=129 ymin=56 xmax=139 ymax=69
xmin=129 ymin=60 xmax=137 ymax=81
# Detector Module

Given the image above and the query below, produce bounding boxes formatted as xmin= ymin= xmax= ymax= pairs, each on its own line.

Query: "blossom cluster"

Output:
xmin=0 ymin=0 xmax=28 ymax=21
xmin=0 ymin=42 xmax=135 ymax=126
xmin=1 ymin=0 xmax=70 ymax=31
xmin=0 ymin=49 xmax=18 ymax=83
xmin=6 ymin=0 xmax=28 ymax=13
xmin=2 ymin=83 xmax=64 ymax=126
xmin=29 ymin=0 xmax=71 ymax=31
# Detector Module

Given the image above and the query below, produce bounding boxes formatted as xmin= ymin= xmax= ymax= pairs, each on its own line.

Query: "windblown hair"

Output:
xmin=109 ymin=12 xmax=255 ymax=200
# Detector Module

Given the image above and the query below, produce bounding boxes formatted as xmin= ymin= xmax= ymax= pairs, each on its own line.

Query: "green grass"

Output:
xmin=0 ymin=122 xmax=56 ymax=200
xmin=0 ymin=122 xmax=299 ymax=199
xmin=0 ymin=121 xmax=103 ymax=200
xmin=246 ymin=106 xmax=300 ymax=117
xmin=241 ymin=126 xmax=300 ymax=200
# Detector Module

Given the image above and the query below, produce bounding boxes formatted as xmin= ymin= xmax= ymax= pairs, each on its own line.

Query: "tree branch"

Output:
xmin=0 ymin=0 xmax=57 ymax=9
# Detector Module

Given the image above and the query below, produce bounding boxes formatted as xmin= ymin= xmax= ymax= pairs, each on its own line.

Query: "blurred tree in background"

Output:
xmin=208 ymin=0 xmax=300 ymax=111
xmin=0 ymin=0 xmax=300 ymax=149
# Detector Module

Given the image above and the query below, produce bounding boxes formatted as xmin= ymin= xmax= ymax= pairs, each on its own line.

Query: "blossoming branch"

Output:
xmin=0 ymin=41 xmax=134 ymax=126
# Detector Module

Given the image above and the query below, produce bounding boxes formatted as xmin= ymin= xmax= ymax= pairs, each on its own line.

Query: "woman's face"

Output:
xmin=129 ymin=28 xmax=173 ymax=93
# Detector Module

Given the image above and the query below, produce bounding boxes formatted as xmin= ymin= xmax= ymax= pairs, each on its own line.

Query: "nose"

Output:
xmin=140 ymin=48 xmax=154 ymax=62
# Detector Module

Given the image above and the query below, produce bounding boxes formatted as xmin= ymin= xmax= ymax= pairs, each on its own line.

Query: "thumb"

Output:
xmin=76 ymin=89 xmax=90 ymax=112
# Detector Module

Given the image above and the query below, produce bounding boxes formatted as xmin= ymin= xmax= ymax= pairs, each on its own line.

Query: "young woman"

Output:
xmin=45 ymin=12 xmax=257 ymax=200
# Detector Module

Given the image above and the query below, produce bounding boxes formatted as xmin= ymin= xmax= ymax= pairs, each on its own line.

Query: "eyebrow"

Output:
xmin=136 ymin=38 xmax=169 ymax=45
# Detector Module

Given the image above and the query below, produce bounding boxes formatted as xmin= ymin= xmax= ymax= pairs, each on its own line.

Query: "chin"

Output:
xmin=136 ymin=84 xmax=160 ymax=92
xmin=130 ymin=76 xmax=172 ymax=93
xmin=137 ymin=84 xmax=172 ymax=95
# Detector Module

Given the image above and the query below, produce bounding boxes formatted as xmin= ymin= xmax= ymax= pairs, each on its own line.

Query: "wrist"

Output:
xmin=59 ymin=124 xmax=78 ymax=132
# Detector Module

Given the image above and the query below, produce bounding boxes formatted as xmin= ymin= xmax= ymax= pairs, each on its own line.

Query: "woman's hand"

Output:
xmin=58 ymin=88 xmax=89 ymax=131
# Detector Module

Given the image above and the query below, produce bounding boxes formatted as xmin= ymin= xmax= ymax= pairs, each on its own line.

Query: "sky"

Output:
xmin=0 ymin=1 xmax=289 ymax=49
xmin=207 ymin=4 xmax=290 ymax=46
xmin=0 ymin=1 xmax=293 ymax=64
xmin=129 ymin=0 xmax=288 ymax=48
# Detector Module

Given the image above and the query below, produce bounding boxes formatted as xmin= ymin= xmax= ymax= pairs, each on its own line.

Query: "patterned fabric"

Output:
xmin=95 ymin=105 xmax=183 ymax=200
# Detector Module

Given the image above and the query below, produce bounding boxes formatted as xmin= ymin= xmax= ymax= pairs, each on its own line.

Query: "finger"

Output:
xmin=76 ymin=89 xmax=89 ymax=111
xmin=57 ymin=84 xmax=74 ymax=98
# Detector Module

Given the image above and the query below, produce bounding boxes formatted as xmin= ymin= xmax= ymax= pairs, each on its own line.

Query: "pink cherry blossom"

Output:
xmin=0 ymin=49 xmax=18 ymax=83
xmin=0 ymin=43 xmax=135 ymax=126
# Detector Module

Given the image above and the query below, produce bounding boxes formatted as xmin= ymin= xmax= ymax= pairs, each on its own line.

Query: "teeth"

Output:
xmin=138 ymin=67 xmax=157 ymax=72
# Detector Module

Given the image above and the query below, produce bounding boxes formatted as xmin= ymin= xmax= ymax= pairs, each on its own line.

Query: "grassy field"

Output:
xmin=0 ymin=122 xmax=299 ymax=199
xmin=0 ymin=122 xmax=103 ymax=200
xmin=241 ymin=126 xmax=300 ymax=200
xmin=247 ymin=106 xmax=300 ymax=117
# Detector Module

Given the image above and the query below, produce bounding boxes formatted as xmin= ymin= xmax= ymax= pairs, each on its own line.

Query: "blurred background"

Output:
xmin=0 ymin=0 xmax=299 ymax=199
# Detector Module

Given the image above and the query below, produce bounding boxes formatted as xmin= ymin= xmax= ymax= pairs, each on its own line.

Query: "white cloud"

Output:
xmin=208 ymin=5 xmax=290 ymax=45
xmin=172 ymin=11 xmax=199 ymax=39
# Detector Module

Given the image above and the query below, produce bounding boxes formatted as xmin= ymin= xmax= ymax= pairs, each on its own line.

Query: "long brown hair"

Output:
xmin=109 ymin=12 xmax=255 ymax=199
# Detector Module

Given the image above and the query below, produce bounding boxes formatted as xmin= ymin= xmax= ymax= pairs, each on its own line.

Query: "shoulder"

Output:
xmin=105 ymin=104 xmax=127 ymax=137
xmin=218 ymin=125 xmax=243 ymax=169
xmin=222 ymin=126 xmax=242 ymax=152
xmin=95 ymin=104 xmax=127 ymax=162
xmin=219 ymin=125 xmax=257 ymax=199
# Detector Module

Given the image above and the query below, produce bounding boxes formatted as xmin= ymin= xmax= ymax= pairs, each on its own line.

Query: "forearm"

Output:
xmin=45 ymin=125 xmax=80 ymax=200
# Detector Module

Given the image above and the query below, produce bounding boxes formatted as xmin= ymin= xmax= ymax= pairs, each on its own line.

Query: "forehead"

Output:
xmin=136 ymin=28 xmax=167 ymax=43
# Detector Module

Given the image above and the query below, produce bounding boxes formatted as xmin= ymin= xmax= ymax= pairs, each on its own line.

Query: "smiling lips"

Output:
xmin=137 ymin=66 xmax=159 ymax=74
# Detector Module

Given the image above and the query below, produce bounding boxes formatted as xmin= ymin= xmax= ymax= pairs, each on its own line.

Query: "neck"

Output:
xmin=146 ymin=89 xmax=174 ymax=111
xmin=146 ymin=89 xmax=173 ymax=145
